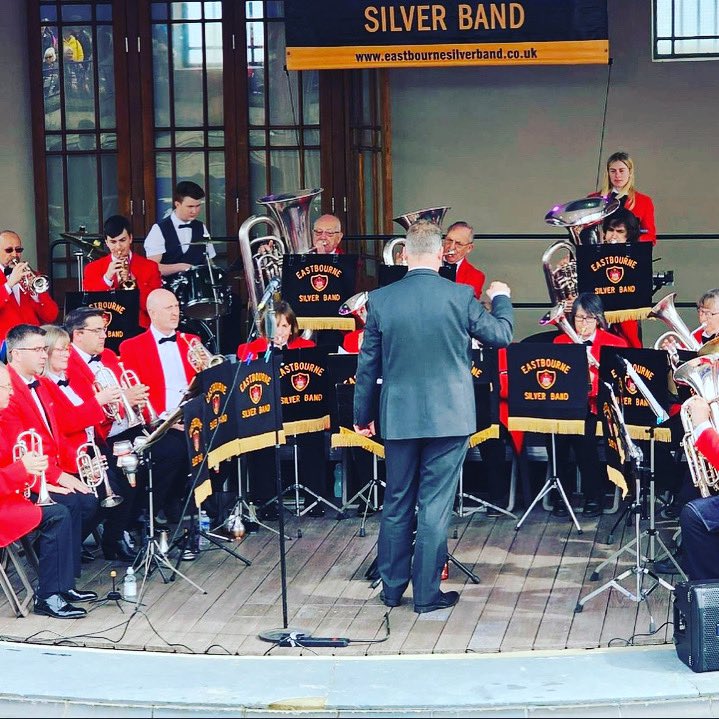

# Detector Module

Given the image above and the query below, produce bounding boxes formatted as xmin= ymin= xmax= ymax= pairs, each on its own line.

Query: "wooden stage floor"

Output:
xmin=0 ymin=505 xmax=681 ymax=657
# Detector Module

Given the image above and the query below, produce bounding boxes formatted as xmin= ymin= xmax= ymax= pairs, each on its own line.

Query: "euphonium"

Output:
xmin=542 ymin=196 xmax=620 ymax=307
xmin=650 ymin=292 xmax=702 ymax=365
xmin=384 ymin=206 xmax=451 ymax=266
xmin=539 ymin=302 xmax=599 ymax=368
xmin=92 ymin=366 xmax=144 ymax=428
xmin=13 ymin=429 xmax=55 ymax=506
xmin=76 ymin=441 xmax=123 ymax=508
xmin=679 ymin=399 xmax=719 ymax=497
xmin=118 ymin=362 xmax=160 ymax=427
xmin=7 ymin=257 xmax=50 ymax=295
xmin=185 ymin=335 xmax=225 ymax=373
xmin=673 ymin=353 xmax=719 ymax=427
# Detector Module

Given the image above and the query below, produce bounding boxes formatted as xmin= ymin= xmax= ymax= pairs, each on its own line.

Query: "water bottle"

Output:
xmin=198 ymin=510 xmax=211 ymax=549
xmin=122 ymin=566 xmax=137 ymax=600
xmin=333 ymin=463 xmax=343 ymax=500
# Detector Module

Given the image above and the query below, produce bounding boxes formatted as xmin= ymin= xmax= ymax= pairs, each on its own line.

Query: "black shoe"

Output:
xmin=154 ymin=510 xmax=168 ymax=526
xmin=102 ymin=539 xmax=136 ymax=563
xmin=660 ymin=503 xmax=680 ymax=520
xmin=61 ymin=588 xmax=98 ymax=603
xmin=653 ymin=555 xmax=682 ymax=574
xmin=307 ymin=505 xmax=326 ymax=518
xmin=583 ymin=500 xmax=602 ymax=518
xmin=551 ymin=505 xmax=569 ymax=518
xmin=414 ymin=590 xmax=459 ymax=614
xmin=34 ymin=594 xmax=87 ymax=619
xmin=81 ymin=549 xmax=96 ymax=563
xmin=379 ymin=590 xmax=402 ymax=608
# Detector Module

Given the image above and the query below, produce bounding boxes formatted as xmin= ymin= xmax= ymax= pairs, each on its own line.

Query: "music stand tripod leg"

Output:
xmin=233 ymin=460 xmax=290 ymax=540
xmin=446 ymin=551 xmax=480 ymax=584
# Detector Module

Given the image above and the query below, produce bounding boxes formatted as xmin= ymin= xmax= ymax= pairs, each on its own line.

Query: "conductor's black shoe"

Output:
xmin=582 ymin=500 xmax=602 ymax=518
xmin=61 ymin=588 xmax=98 ymax=603
xmin=102 ymin=539 xmax=136 ymax=563
xmin=551 ymin=504 xmax=569 ymax=518
xmin=379 ymin=591 xmax=402 ymax=608
xmin=653 ymin=556 xmax=682 ymax=574
xmin=34 ymin=594 xmax=87 ymax=619
xmin=414 ymin=590 xmax=459 ymax=614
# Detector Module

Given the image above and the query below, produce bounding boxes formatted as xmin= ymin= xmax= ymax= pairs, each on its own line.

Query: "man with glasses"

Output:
xmin=312 ymin=215 xmax=344 ymax=255
xmin=442 ymin=221 xmax=485 ymax=299
xmin=0 ymin=231 xmax=59 ymax=343
xmin=693 ymin=289 xmax=719 ymax=346
xmin=1 ymin=324 xmax=100 ymax=591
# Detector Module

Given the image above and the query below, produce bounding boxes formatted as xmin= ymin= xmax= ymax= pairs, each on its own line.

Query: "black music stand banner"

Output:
xmin=331 ymin=382 xmax=385 ymax=459
xmin=598 ymin=386 xmax=629 ymax=497
xmin=470 ymin=347 xmax=500 ymax=446
xmin=282 ymin=254 xmax=358 ymax=331
xmin=279 ymin=347 xmax=331 ymax=436
xmin=576 ymin=243 xmax=652 ymax=322
xmin=183 ymin=395 xmax=212 ymax=506
xmin=506 ymin=343 xmax=588 ymax=434
xmin=327 ymin=353 xmax=359 ymax=431
xmin=598 ymin=347 xmax=672 ymax=443
xmin=379 ymin=264 xmax=456 ymax=287
xmin=65 ymin=290 xmax=141 ymax=352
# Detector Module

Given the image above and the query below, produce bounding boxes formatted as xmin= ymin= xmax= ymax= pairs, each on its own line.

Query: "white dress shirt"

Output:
xmin=143 ymin=211 xmax=216 ymax=261
xmin=150 ymin=325 xmax=188 ymax=413
xmin=24 ymin=376 xmax=52 ymax=434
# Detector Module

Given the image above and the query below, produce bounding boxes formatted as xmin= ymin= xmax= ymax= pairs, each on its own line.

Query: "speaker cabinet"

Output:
xmin=674 ymin=580 xmax=719 ymax=672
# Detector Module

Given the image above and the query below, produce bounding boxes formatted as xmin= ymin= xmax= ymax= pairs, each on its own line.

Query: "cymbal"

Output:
xmin=60 ymin=231 xmax=104 ymax=243
xmin=199 ymin=238 xmax=235 ymax=244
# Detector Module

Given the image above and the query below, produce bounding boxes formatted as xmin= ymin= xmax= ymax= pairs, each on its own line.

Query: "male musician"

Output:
xmin=83 ymin=215 xmax=162 ymax=328
xmin=312 ymin=214 xmax=344 ymax=254
xmin=354 ymin=219 xmax=513 ymax=614
xmin=0 ymin=363 xmax=95 ymax=619
xmin=442 ymin=221 xmax=485 ymax=299
xmin=144 ymin=181 xmax=215 ymax=277
xmin=693 ymin=289 xmax=719 ymax=346
xmin=0 ymin=230 xmax=59 ymax=343
xmin=2 ymin=324 xmax=100 ymax=581
xmin=119 ymin=289 xmax=197 ymax=522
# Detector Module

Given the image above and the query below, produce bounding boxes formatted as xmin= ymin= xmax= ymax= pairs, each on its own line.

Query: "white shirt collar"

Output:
xmin=73 ymin=344 xmax=97 ymax=365
xmin=150 ymin=325 xmax=176 ymax=342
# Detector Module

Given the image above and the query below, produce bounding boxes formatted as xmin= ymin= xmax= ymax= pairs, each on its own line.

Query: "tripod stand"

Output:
xmin=455 ymin=445 xmax=517 ymax=520
xmin=515 ymin=432 xmax=582 ymax=534
xmin=340 ymin=449 xmax=385 ymax=537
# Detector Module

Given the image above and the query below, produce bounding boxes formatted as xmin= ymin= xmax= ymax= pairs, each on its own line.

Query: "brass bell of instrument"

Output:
xmin=225 ymin=513 xmax=246 ymax=539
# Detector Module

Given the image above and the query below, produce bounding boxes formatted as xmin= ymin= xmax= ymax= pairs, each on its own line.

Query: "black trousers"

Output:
xmin=461 ymin=430 xmax=512 ymax=506
xmin=679 ymin=500 xmax=719 ymax=581
xmin=50 ymin=491 xmax=99 ymax=578
xmin=147 ymin=428 xmax=190 ymax=512
xmin=36 ymin=502 xmax=78 ymax=597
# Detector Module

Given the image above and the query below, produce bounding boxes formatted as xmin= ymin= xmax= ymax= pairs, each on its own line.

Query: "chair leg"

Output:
xmin=0 ymin=544 xmax=35 ymax=617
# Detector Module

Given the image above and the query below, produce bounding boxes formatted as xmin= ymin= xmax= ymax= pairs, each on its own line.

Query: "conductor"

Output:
xmin=353 ymin=219 xmax=513 ymax=614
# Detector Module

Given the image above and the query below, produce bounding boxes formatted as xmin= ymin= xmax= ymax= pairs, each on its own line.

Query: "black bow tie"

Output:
xmin=584 ymin=340 xmax=593 ymax=347
xmin=57 ymin=379 xmax=70 ymax=388
xmin=3 ymin=266 xmax=11 ymax=277
xmin=178 ymin=223 xmax=193 ymax=229
xmin=88 ymin=354 xmax=101 ymax=363
xmin=27 ymin=379 xmax=40 ymax=390
xmin=159 ymin=335 xmax=177 ymax=344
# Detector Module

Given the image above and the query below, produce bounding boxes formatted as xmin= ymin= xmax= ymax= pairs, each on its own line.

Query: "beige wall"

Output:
xmin=389 ymin=0 xmax=719 ymax=340
xmin=0 ymin=0 xmax=36 ymax=266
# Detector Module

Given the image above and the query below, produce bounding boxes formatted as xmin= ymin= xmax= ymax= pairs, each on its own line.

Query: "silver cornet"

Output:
xmin=184 ymin=335 xmax=225 ymax=373
xmin=92 ymin=366 xmax=144 ymax=428
xmin=118 ymin=361 xmax=161 ymax=427
xmin=7 ymin=257 xmax=50 ymax=295
xmin=76 ymin=441 xmax=123 ymax=508
xmin=13 ymin=429 xmax=55 ymax=506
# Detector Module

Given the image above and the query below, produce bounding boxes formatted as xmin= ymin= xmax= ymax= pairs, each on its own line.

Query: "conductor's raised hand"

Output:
xmin=486 ymin=281 xmax=511 ymax=300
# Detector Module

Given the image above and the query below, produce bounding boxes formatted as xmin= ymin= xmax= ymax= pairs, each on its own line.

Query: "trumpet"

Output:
xmin=76 ymin=441 xmax=123 ymax=508
xmin=7 ymin=257 xmax=50 ymax=295
xmin=116 ymin=253 xmax=137 ymax=290
xmin=13 ymin=429 xmax=55 ymax=506
xmin=92 ymin=366 xmax=144 ymax=428
xmin=184 ymin=335 xmax=225 ymax=373
xmin=118 ymin=361 xmax=161 ymax=427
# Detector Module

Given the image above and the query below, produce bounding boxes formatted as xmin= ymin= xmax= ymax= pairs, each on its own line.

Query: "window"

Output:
xmin=654 ymin=0 xmax=719 ymax=60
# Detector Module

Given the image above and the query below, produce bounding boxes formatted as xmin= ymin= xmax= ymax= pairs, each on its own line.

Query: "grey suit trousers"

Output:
xmin=378 ymin=435 xmax=469 ymax=607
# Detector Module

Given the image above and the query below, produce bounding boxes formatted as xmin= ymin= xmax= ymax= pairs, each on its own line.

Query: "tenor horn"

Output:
xmin=238 ymin=188 xmax=322 ymax=332
xmin=383 ymin=206 xmax=451 ymax=266
xmin=542 ymin=196 xmax=620 ymax=306
xmin=13 ymin=429 xmax=55 ymax=507
xmin=76 ymin=441 xmax=123 ymax=508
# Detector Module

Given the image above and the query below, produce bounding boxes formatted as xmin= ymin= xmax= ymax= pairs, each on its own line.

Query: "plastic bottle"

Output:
xmin=198 ymin=510 xmax=210 ymax=549
xmin=122 ymin=566 xmax=137 ymax=600
xmin=333 ymin=463 xmax=343 ymax=500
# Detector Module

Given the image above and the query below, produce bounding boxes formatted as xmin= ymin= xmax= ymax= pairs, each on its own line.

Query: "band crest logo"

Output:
xmin=537 ymin=369 xmax=556 ymax=390
xmin=191 ymin=428 xmax=202 ymax=453
xmin=624 ymin=376 xmax=638 ymax=395
xmin=211 ymin=393 xmax=222 ymax=415
xmin=249 ymin=384 xmax=263 ymax=405
xmin=311 ymin=274 xmax=328 ymax=292
xmin=606 ymin=266 xmax=624 ymax=284
xmin=291 ymin=372 xmax=310 ymax=392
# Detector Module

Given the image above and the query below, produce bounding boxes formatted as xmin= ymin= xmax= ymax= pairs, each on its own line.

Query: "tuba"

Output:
xmin=383 ymin=206 xmax=451 ymax=266
xmin=649 ymin=292 xmax=702 ymax=366
xmin=185 ymin=335 xmax=225 ymax=373
xmin=7 ymin=257 xmax=50 ymax=295
xmin=238 ymin=188 xmax=322 ymax=334
xmin=542 ymin=196 xmax=620 ymax=307
xmin=539 ymin=302 xmax=599 ymax=368
xmin=13 ymin=429 xmax=55 ymax=506
xmin=76 ymin=441 xmax=123 ymax=508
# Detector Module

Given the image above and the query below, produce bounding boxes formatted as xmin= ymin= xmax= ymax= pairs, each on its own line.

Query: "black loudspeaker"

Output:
xmin=674 ymin=580 xmax=719 ymax=672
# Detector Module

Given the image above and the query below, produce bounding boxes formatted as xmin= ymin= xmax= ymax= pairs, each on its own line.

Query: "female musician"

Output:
xmin=593 ymin=151 xmax=656 ymax=245
xmin=236 ymin=301 xmax=314 ymax=361
xmin=552 ymin=293 xmax=629 ymax=517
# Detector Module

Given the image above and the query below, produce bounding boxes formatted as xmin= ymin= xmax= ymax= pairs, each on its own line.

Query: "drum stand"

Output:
xmin=340 ymin=451 xmax=385 ymax=537
xmin=515 ymin=433 xmax=583 ymax=534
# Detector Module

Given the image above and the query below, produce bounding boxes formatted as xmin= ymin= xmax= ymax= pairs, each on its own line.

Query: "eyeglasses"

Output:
xmin=3 ymin=247 xmax=23 ymax=253
xmin=53 ymin=345 xmax=71 ymax=352
xmin=442 ymin=239 xmax=473 ymax=248
xmin=575 ymin=315 xmax=598 ymax=324
xmin=80 ymin=327 xmax=107 ymax=335
xmin=14 ymin=346 xmax=48 ymax=353
xmin=697 ymin=307 xmax=719 ymax=317
xmin=313 ymin=229 xmax=340 ymax=237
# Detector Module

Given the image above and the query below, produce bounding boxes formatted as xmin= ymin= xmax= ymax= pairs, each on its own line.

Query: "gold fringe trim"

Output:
xmin=605 ymin=307 xmax=652 ymax=323
xmin=607 ymin=466 xmax=629 ymax=498
xmin=331 ymin=426 xmax=385 ymax=458
xmin=508 ymin=417 xmax=586 ymax=435
xmin=193 ymin=479 xmax=213 ymax=507
xmin=595 ymin=424 xmax=671 ymax=443
xmin=207 ymin=430 xmax=287 ymax=465
xmin=297 ymin=317 xmax=355 ymax=331
xmin=469 ymin=425 xmax=500 ymax=447
xmin=283 ymin=415 xmax=330 ymax=437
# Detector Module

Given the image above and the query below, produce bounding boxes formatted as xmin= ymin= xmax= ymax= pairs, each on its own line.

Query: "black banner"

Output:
xmin=65 ymin=290 xmax=141 ymax=352
xmin=278 ymin=347 xmax=331 ymax=436
xmin=576 ymin=243 xmax=653 ymax=312
xmin=327 ymin=353 xmax=359 ymax=431
xmin=285 ymin=0 xmax=608 ymax=69
xmin=183 ymin=395 xmax=208 ymax=483
xmin=597 ymin=385 xmax=629 ymax=496
xmin=506 ymin=343 xmax=588 ymax=433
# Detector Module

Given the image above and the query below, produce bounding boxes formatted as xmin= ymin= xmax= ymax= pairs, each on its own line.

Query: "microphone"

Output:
xmin=257 ymin=277 xmax=281 ymax=313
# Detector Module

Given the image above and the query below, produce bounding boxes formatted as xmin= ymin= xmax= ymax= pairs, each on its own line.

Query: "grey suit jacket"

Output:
xmin=354 ymin=269 xmax=513 ymax=440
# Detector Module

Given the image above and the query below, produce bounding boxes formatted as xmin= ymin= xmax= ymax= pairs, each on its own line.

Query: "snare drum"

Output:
xmin=183 ymin=264 xmax=229 ymax=320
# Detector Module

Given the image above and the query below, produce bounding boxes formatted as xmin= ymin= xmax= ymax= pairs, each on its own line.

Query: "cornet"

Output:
xmin=7 ymin=257 xmax=50 ymax=295
xmin=118 ymin=361 xmax=161 ymax=427
xmin=184 ymin=335 xmax=225 ymax=373
xmin=92 ymin=366 xmax=144 ymax=428
xmin=13 ymin=429 xmax=55 ymax=506
xmin=115 ymin=253 xmax=136 ymax=290
xmin=76 ymin=441 xmax=123 ymax=508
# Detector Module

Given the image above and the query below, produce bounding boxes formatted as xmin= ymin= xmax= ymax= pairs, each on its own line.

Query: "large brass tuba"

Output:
xmin=383 ymin=206 xmax=451 ymax=266
xmin=238 ymin=188 xmax=322 ymax=333
xmin=649 ymin=292 xmax=702 ymax=366
xmin=542 ymin=196 xmax=620 ymax=306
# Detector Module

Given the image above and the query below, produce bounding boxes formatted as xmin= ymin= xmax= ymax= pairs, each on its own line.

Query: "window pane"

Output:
xmin=249 ymin=129 xmax=265 ymax=147
xmin=269 ymin=129 xmax=297 ymax=147
xmin=176 ymin=130 xmax=205 ymax=147
xmin=267 ymin=23 xmax=294 ymax=125
xmin=47 ymin=156 xmax=66 ymax=237
xmin=97 ymin=25 xmax=115 ymax=128
xmin=176 ymin=151 xmax=206 ymax=195
xmin=266 ymin=1 xmax=284 ymax=19
xmin=173 ymin=23 xmax=204 ymax=126
xmin=155 ymin=130 xmax=172 ymax=148
xmin=304 ymin=149 xmax=320 ymax=193
xmin=152 ymin=3 xmax=169 ymax=21
xmin=155 ymin=153 xmax=174 ymax=220
xmin=62 ymin=26 xmax=95 ymax=130
xmin=302 ymin=71 xmax=319 ymax=125
xmin=173 ymin=2 xmax=202 ymax=20
xmin=67 ymin=155 xmax=98 ymax=231
xmin=46 ymin=134 xmax=62 ymax=151
xmin=62 ymin=4 xmax=92 ymax=22
xmin=42 ymin=24 xmax=61 ymax=130
xmin=208 ymin=151 xmax=226 ymax=236
xmin=101 ymin=154 xmax=119 ymax=220
xmin=96 ymin=5 xmax=112 ymax=22
xmin=66 ymin=132 xmax=96 ymax=151
xmin=249 ymin=150 xmax=267 ymax=201
xmin=153 ymin=24 xmax=170 ymax=127
xmin=208 ymin=130 xmax=224 ymax=146
xmin=40 ymin=5 xmax=57 ymax=22
xmin=247 ymin=1 xmax=264 ymax=19
xmin=269 ymin=150 xmax=299 ymax=190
